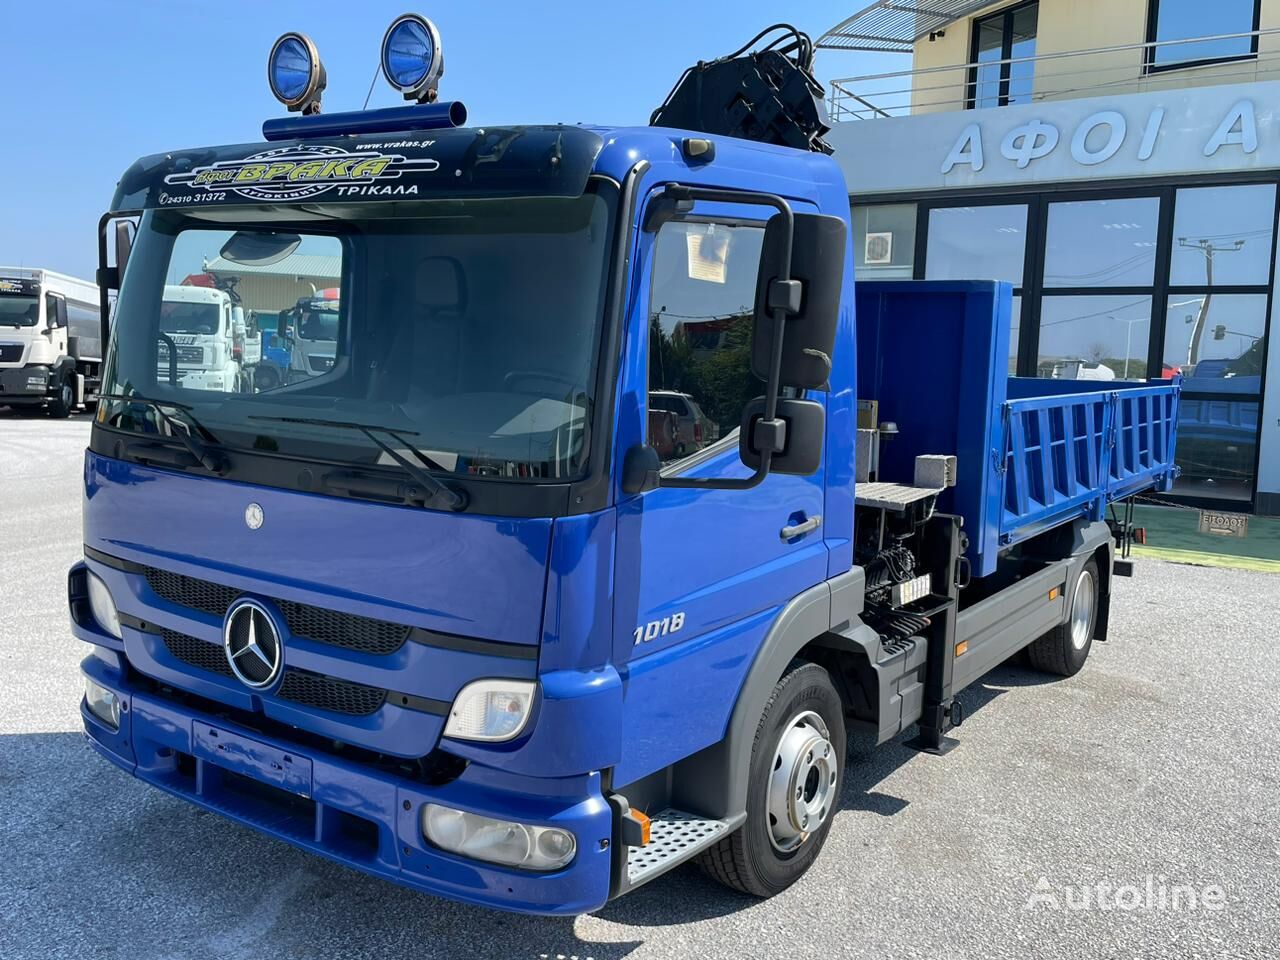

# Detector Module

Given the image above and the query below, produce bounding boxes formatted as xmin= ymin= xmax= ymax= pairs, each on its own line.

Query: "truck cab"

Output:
xmin=280 ymin=290 xmax=339 ymax=382
xmin=157 ymin=284 xmax=248 ymax=394
xmin=0 ymin=267 xmax=101 ymax=415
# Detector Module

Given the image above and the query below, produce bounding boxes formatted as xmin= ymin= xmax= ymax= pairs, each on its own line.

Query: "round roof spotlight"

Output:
xmin=382 ymin=14 xmax=444 ymax=102
xmin=268 ymin=32 xmax=327 ymax=114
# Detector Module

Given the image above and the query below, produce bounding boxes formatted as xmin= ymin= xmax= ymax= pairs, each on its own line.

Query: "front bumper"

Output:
xmin=0 ymin=364 xmax=52 ymax=401
xmin=80 ymin=652 xmax=614 ymax=915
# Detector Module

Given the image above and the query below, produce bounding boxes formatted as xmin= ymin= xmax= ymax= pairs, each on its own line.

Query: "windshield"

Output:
xmin=298 ymin=307 xmax=339 ymax=342
xmin=160 ymin=300 xmax=222 ymax=335
xmin=99 ymin=189 xmax=615 ymax=491
xmin=0 ymin=293 xmax=39 ymax=327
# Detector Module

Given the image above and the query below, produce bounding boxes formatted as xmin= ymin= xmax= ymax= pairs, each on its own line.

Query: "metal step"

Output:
xmin=625 ymin=808 xmax=730 ymax=887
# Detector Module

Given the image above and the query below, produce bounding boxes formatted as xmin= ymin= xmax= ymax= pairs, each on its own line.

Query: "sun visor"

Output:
xmin=110 ymin=125 xmax=605 ymax=213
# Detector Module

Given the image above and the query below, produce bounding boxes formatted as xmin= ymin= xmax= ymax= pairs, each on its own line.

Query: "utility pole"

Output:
xmin=1177 ymin=237 xmax=1243 ymax=367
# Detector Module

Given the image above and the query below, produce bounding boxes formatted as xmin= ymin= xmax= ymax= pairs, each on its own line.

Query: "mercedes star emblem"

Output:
xmin=245 ymin=502 xmax=265 ymax=530
xmin=223 ymin=599 xmax=283 ymax=689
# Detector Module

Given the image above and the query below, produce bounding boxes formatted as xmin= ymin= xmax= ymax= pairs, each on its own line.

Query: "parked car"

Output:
xmin=650 ymin=389 xmax=719 ymax=457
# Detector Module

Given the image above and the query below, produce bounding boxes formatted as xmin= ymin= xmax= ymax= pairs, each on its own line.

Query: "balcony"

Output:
xmin=827 ymin=29 xmax=1280 ymax=122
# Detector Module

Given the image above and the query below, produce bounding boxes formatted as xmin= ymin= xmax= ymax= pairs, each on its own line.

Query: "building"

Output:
xmin=821 ymin=0 xmax=1280 ymax=515
xmin=203 ymin=253 xmax=340 ymax=314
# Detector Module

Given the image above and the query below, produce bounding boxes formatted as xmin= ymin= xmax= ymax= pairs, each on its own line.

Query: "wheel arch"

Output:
xmin=669 ymin=568 xmax=866 ymax=821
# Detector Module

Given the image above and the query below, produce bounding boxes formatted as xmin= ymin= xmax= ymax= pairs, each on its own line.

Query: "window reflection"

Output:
xmin=1149 ymin=0 xmax=1258 ymax=69
xmin=927 ymin=204 xmax=1028 ymax=285
xmin=1163 ymin=294 xmax=1267 ymax=390
xmin=1009 ymin=296 xmax=1022 ymax=375
xmin=1037 ymin=295 xmax=1152 ymax=380
xmin=1174 ymin=399 xmax=1259 ymax=501
xmin=1044 ymin=197 xmax=1160 ymax=288
xmin=648 ymin=220 xmax=764 ymax=465
xmin=1170 ymin=185 xmax=1276 ymax=287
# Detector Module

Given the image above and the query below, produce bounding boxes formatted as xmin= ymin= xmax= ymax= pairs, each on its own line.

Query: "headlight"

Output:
xmin=421 ymin=804 xmax=576 ymax=871
xmin=444 ymin=679 xmax=535 ymax=742
xmin=87 ymin=571 xmax=122 ymax=639
xmin=84 ymin=677 xmax=121 ymax=730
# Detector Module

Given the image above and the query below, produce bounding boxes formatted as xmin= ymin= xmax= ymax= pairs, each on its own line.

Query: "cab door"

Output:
xmin=611 ymin=195 xmax=830 ymax=785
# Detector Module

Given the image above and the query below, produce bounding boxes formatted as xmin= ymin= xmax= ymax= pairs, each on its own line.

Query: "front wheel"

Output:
xmin=1027 ymin=557 xmax=1100 ymax=677
xmin=47 ymin=377 xmax=74 ymax=418
xmin=699 ymin=661 xmax=846 ymax=897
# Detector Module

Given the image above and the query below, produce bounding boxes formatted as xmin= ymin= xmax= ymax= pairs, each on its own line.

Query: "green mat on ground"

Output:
xmin=1125 ymin=504 xmax=1280 ymax=572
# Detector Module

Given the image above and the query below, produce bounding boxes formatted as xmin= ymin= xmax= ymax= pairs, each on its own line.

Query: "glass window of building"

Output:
xmin=926 ymin=204 xmax=1028 ymax=285
xmin=1163 ymin=294 xmax=1268 ymax=385
xmin=1170 ymin=184 xmax=1276 ymax=287
xmin=1043 ymin=197 xmax=1160 ymax=288
xmin=1147 ymin=0 xmax=1260 ymax=71
xmin=1009 ymin=296 xmax=1022 ymax=376
xmin=1173 ymin=398 xmax=1260 ymax=502
xmin=853 ymin=203 xmax=916 ymax=280
xmin=1036 ymin=295 xmax=1153 ymax=381
xmin=969 ymin=1 xmax=1038 ymax=109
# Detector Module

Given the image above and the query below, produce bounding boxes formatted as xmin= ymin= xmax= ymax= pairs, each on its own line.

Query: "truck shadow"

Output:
xmin=7 ymin=664 xmax=1065 ymax=947
xmin=597 ymin=659 xmax=1065 ymax=925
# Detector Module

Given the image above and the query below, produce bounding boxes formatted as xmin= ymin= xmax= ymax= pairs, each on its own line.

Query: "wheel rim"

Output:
xmin=1070 ymin=567 xmax=1096 ymax=651
xmin=60 ymin=382 xmax=72 ymax=408
xmin=766 ymin=710 xmax=838 ymax=853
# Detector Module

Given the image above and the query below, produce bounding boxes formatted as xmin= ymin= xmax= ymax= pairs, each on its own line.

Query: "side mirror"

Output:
xmin=739 ymin=397 xmax=825 ymax=476
xmin=97 ymin=215 xmax=137 ymax=347
xmin=621 ymin=443 xmax=662 ymax=494
xmin=277 ymin=310 xmax=290 ymax=339
xmin=115 ymin=220 xmax=134 ymax=279
xmin=751 ymin=212 xmax=846 ymax=390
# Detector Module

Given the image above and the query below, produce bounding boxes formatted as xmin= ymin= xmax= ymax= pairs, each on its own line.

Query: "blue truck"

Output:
xmin=71 ymin=21 xmax=1181 ymax=914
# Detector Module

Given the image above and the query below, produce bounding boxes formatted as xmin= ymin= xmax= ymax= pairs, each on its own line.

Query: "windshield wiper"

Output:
xmin=98 ymin=393 xmax=227 ymax=473
xmin=248 ymin=415 xmax=466 ymax=512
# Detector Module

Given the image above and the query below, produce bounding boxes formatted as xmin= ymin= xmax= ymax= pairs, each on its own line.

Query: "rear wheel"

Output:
xmin=47 ymin=377 xmax=74 ymax=418
xmin=1027 ymin=558 xmax=1099 ymax=677
xmin=699 ymin=662 xmax=846 ymax=897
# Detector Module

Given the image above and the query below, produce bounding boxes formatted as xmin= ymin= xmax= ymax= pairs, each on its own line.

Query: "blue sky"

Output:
xmin=0 ymin=0 xmax=889 ymax=279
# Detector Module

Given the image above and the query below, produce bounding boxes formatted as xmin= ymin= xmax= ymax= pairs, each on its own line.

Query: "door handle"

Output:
xmin=780 ymin=515 xmax=822 ymax=541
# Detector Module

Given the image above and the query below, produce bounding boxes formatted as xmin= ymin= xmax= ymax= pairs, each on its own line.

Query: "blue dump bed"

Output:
xmin=856 ymin=281 xmax=1181 ymax=578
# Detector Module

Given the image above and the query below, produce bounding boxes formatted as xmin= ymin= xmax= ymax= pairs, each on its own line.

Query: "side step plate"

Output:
xmin=626 ymin=808 xmax=729 ymax=888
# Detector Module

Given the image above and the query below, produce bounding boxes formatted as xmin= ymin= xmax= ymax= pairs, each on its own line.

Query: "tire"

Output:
xmin=1027 ymin=558 xmax=1100 ymax=677
xmin=255 ymin=366 xmax=279 ymax=391
xmin=698 ymin=661 xmax=846 ymax=897
xmin=47 ymin=377 xmax=74 ymax=419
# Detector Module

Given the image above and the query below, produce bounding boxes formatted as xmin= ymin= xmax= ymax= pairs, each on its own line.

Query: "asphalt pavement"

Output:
xmin=1 ymin=412 xmax=1276 ymax=960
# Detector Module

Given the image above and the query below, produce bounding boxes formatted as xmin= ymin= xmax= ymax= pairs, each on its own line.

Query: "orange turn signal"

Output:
xmin=955 ymin=640 xmax=969 ymax=657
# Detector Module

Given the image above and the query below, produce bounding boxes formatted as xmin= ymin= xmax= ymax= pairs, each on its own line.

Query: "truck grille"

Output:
xmin=278 ymin=670 xmax=388 ymax=716
xmin=160 ymin=629 xmax=388 ymax=717
xmin=143 ymin=567 xmax=410 ymax=656
xmin=0 ymin=343 xmax=22 ymax=363
xmin=159 ymin=345 xmax=204 ymax=364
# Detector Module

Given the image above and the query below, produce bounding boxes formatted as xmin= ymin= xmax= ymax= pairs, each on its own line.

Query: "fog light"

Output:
xmin=444 ymin=679 xmax=535 ymax=742
xmin=87 ymin=571 xmax=122 ymax=639
xmin=421 ymin=804 xmax=576 ymax=871
xmin=84 ymin=678 xmax=120 ymax=730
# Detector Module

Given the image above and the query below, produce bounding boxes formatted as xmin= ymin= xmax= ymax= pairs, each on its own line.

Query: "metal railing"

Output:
xmin=827 ymin=29 xmax=1280 ymax=121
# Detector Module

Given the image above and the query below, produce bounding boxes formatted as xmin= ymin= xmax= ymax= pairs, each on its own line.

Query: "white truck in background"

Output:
xmin=158 ymin=284 xmax=258 ymax=393
xmin=0 ymin=267 xmax=102 ymax=417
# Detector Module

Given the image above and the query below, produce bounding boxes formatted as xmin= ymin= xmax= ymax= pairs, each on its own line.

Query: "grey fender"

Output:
xmin=1066 ymin=518 xmax=1114 ymax=638
xmin=670 ymin=567 xmax=866 ymax=822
